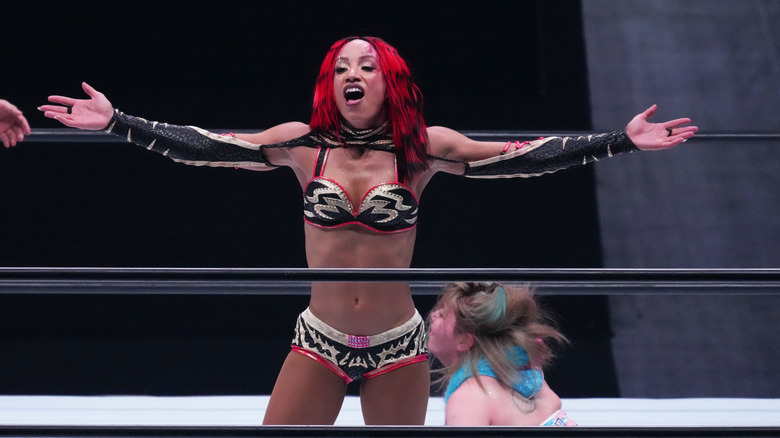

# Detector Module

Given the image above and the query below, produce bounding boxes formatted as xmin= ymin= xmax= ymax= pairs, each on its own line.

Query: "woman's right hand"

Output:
xmin=39 ymin=82 xmax=114 ymax=130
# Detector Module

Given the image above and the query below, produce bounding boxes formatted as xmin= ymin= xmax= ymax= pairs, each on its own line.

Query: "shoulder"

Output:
xmin=235 ymin=122 xmax=314 ymax=170
xmin=422 ymin=126 xmax=473 ymax=175
xmin=266 ymin=121 xmax=311 ymax=141
xmin=237 ymin=121 xmax=311 ymax=145
xmin=445 ymin=376 xmax=498 ymax=425
xmin=426 ymin=125 xmax=504 ymax=164
xmin=450 ymin=377 xmax=504 ymax=406
xmin=426 ymin=126 xmax=472 ymax=157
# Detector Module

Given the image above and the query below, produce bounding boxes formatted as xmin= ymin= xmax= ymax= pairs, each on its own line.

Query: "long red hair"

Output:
xmin=310 ymin=36 xmax=429 ymax=179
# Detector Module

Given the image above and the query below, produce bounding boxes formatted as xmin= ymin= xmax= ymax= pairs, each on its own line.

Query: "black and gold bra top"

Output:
xmin=303 ymin=146 xmax=419 ymax=233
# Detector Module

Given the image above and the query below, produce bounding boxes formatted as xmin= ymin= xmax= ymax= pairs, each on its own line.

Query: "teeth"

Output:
xmin=345 ymin=87 xmax=364 ymax=101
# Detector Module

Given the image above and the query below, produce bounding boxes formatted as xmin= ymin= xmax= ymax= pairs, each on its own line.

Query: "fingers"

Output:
xmin=47 ymin=95 xmax=78 ymax=106
xmin=42 ymin=96 xmax=77 ymax=121
xmin=38 ymin=104 xmax=64 ymax=113
xmin=666 ymin=125 xmax=699 ymax=138
xmin=1 ymin=127 xmax=23 ymax=147
xmin=669 ymin=135 xmax=693 ymax=147
xmin=38 ymin=105 xmax=72 ymax=122
xmin=671 ymin=128 xmax=697 ymax=139
xmin=675 ymin=125 xmax=699 ymax=135
xmin=82 ymin=82 xmax=96 ymax=95
xmin=40 ymin=110 xmax=65 ymax=122
xmin=8 ymin=127 xmax=22 ymax=146
xmin=82 ymin=82 xmax=103 ymax=99
xmin=0 ymin=115 xmax=32 ymax=147
xmin=9 ymin=123 xmax=21 ymax=138
xmin=46 ymin=82 xmax=102 ymax=109
xmin=641 ymin=104 xmax=658 ymax=120
xmin=38 ymin=105 xmax=67 ymax=123
xmin=655 ymin=129 xmax=697 ymax=150
xmin=17 ymin=114 xmax=31 ymax=135
xmin=41 ymin=112 xmax=75 ymax=127
xmin=44 ymin=111 xmax=89 ymax=129
xmin=0 ymin=99 xmax=22 ymax=116
xmin=663 ymin=117 xmax=692 ymax=129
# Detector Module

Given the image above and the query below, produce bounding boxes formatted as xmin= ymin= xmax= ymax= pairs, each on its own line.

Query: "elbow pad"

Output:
xmin=104 ymin=110 xmax=275 ymax=168
xmin=464 ymin=130 xmax=637 ymax=178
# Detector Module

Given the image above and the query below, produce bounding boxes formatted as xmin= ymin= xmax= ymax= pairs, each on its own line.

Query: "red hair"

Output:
xmin=310 ymin=36 xmax=429 ymax=179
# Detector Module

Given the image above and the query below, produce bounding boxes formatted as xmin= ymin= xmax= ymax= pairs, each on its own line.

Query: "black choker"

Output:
xmin=339 ymin=119 xmax=390 ymax=139
xmin=313 ymin=119 xmax=394 ymax=151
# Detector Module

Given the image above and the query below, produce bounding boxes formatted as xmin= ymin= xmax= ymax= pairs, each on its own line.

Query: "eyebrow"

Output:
xmin=335 ymin=55 xmax=378 ymax=63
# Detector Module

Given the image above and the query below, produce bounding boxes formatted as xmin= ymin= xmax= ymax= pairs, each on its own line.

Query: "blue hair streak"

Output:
xmin=489 ymin=285 xmax=507 ymax=322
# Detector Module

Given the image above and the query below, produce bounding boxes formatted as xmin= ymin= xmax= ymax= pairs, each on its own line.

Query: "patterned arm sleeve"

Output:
xmin=104 ymin=110 xmax=276 ymax=168
xmin=464 ymin=130 xmax=637 ymax=178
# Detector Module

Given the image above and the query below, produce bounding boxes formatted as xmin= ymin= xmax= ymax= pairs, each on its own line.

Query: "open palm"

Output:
xmin=626 ymin=104 xmax=698 ymax=151
xmin=39 ymin=82 xmax=114 ymax=130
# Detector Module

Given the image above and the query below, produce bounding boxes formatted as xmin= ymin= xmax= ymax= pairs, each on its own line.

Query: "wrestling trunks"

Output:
xmin=290 ymin=307 xmax=428 ymax=383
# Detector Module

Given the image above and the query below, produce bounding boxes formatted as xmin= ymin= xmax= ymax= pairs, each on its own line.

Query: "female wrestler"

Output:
xmin=39 ymin=36 xmax=697 ymax=425
xmin=427 ymin=282 xmax=575 ymax=426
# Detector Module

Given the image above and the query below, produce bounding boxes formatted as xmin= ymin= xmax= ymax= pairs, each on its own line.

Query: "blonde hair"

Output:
xmin=430 ymin=282 xmax=567 ymax=393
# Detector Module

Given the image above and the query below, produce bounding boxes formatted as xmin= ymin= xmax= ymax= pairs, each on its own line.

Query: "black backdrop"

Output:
xmin=0 ymin=1 xmax=618 ymax=398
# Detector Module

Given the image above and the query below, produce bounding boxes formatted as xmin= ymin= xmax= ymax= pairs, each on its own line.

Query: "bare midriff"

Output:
xmin=304 ymin=223 xmax=418 ymax=335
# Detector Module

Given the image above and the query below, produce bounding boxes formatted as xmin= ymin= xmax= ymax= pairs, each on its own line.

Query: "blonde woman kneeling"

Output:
xmin=427 ymin=282 xmax=576 ymax=426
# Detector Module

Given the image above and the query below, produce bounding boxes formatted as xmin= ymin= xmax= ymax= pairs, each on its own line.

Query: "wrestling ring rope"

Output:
xmin=3 ymin=129 xmax=779 ymax=437
xmin=23 ymin=129 xmax=780 ymax=144
xmin=0 ymin=268 xmax=778 ymax=437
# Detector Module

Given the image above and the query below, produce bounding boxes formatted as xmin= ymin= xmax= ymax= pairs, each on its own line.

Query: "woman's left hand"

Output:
xmin=626 ymin=104 xmax=698 ymax=151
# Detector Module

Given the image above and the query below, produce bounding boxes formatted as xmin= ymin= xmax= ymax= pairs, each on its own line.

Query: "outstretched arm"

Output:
xmin=39 ymin=82 xmax=295 ymax=169
xmin=0 ymin=99 xmax=32 ymax=148
xmin=428 ymin=104 xmax=698 ymax=178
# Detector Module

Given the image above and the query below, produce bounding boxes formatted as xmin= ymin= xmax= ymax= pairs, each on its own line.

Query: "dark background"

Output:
xmin=0 ymin=1 xmax=617 ymax=397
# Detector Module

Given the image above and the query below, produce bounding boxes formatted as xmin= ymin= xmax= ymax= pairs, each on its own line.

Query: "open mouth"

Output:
xmin=344 ymin=86 xmax=365 ymax=103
